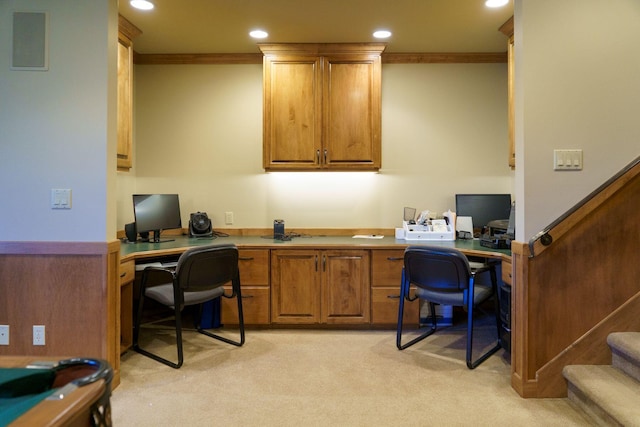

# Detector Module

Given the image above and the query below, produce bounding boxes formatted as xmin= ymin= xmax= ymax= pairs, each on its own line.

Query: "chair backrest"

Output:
xmin=404 ymin=246 xmax=471 ymax=293
xmin=175 ymin=244 xmax=239 ymax=292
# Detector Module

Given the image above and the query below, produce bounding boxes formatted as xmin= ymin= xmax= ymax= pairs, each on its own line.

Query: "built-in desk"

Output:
xmin=119 ymin=235 xmax=511 ymax=352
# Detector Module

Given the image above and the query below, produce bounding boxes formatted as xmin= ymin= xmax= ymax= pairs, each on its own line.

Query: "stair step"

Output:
xmin=608 ymin=332 xmax=640 ymax=382
xmin=563 ymin=364 xmax=640 ymax=426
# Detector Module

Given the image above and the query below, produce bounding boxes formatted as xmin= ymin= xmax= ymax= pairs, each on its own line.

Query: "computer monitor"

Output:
xmin=132 ymin=194 xmax=182 ymax=243
xmin=455 ymin=194 xmax=512 ymax=235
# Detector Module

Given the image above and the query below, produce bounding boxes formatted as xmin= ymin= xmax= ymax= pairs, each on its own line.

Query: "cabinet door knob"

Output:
xmin=316 ymin=149 xmax=320 ymax=165
xmin=324 ymin=149 xmax=328 ymax=164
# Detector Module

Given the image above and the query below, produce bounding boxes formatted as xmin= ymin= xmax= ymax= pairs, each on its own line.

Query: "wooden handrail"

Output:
xmin=528 ymin=155 xmax=640 ymax=257
xmin=512 ymin=154 xmax=640 ymax=398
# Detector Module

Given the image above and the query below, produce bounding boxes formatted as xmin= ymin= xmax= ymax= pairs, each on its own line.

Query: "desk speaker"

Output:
xmin=273 ymin=219 xmax=285 ymax=240
xmin=125 ymin=222 xmax=137 ymax=242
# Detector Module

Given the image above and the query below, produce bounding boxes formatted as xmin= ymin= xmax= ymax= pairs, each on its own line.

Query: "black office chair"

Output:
xmin=133 ymin=244 xmax=245 ymax=368
xmin=396 ymin=245 xmax=501 ymax=369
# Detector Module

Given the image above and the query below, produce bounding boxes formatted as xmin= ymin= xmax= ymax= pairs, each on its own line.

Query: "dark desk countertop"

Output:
xmin=120 ymin=234 xmax=511 ymax=263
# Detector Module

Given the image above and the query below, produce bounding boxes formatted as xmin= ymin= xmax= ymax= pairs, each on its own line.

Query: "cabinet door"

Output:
xmin=323 ymin=54 xmax=381 ymax=170
xmin=321 ymin=250 xmax=370 ymax=324
xmin=271 ymin=250 xmax=321 ymax=324
xmin=263 ymin=56 xmax=322 ymax=169
xmin=117 ymin=34 xmax=133 ymax=170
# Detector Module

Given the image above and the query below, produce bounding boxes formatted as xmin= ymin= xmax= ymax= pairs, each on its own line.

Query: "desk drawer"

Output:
xmin=119 ymin=260 xmax=135 ymax=285
xmin=371 ymin=287 xmax=419 ymax=327
xmin=371 ymin=250 xmax=404 ymax=287
xmin=221 ymin=286 xmax=270 ymax=325
xmin=238 ymin=249 xmax=269 ymax=286
xmin=502 ymin=259 xmax=512 ymax=285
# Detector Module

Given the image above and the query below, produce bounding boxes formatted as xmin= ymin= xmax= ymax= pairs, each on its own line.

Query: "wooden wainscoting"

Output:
xmin=511 ymin=159 xmax=640 ymax=397
xmin=0 ymin=240 xmax=121 ymax=387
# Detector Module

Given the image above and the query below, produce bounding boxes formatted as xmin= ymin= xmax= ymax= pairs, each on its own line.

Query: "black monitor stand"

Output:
xmin=150 ymin=230 xmax=175 ymax=244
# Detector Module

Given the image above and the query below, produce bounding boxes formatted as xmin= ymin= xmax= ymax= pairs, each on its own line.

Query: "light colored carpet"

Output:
xmin=111 ymin=320 xmax=590 ymax=426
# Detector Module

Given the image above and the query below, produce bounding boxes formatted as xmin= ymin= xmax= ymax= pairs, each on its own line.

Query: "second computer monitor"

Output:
xmin=455 ymin=194 xmax=512 ymax=233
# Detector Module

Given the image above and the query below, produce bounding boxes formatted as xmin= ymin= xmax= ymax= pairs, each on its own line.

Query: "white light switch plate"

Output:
xmin=554 ymin=149 xmax=583 ymax=171
xmin=51 ymin=188 xmax=72 ymax=209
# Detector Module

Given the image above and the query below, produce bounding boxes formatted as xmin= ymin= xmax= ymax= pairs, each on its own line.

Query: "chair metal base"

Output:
xmin=133 ymin=293 xmax=245 ymax=369
xmin=396 ymin=265 xmax=502 ymax=370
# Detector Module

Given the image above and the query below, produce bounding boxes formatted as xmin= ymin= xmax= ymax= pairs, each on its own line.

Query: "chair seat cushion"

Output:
xmin=415 ymin=284 xmax=493 ymax=307
xmin=145 ymin=284 xmax=225 ymax=308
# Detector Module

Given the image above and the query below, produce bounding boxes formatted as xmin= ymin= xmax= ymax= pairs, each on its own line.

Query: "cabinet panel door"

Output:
xmin=263 ymin=57 xmax=322 ymax=169
xmin=117 ymin=35 xmax=133 ymax=170
xmin=271 ymin=250 xmax=320 ymax=323
xmin=321 ymin=250 xmax=370 ymax=324
xmin=323 ymin=55 xmax=381 ymax=170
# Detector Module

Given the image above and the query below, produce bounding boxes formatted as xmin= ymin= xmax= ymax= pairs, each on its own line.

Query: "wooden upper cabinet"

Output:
xmin=260 ymin=43 xmax=385 ymax=171
xmin=117 ymin=16 xmax=141 ymax=171
xmin=499 ymin=17 xmax=515 ymax=169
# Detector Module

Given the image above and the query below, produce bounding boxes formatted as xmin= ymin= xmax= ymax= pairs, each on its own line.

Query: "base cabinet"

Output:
xmin=370 ymin=250 xmax=419 ymax=327
xmin=221 ymin=249 xmax=270 ymax=325
xmin=119 ymin=260 xmax=134 ymax=353
xmin=271 ymin=249 xmax=370 ymax=324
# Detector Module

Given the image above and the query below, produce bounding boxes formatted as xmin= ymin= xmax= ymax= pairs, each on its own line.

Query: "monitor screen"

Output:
xmin=132 ymin=194 xmax=182 ymax=242
xmin=455 ymin=194 xmax=512 ymax=232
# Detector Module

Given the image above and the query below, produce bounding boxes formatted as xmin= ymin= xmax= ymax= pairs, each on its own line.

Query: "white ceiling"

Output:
xmin=118 ymin=0 xmax=514 ymax=54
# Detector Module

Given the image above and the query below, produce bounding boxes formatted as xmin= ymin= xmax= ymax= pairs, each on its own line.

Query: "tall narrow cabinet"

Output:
xmin=499 ymin=16 xmax=515 ymax=169
xmin=259 ymin=43 xmax=385 ymax=171
xmin=117 ymin=16 xmax=141 ymax=171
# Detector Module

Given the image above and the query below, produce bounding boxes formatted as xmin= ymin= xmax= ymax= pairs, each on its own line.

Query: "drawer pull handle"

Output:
xmin=387 ymin=295 xmax=400 ymax=299
xmin=239 ymin=257 xmax=254 ymax=261
xmin=387 ymin=257 xmax=403 ymax=261
xmin=120 ymin=272 xmax=127 ymax=278
xmin=242 ymin=295 xmax=254 ymax=299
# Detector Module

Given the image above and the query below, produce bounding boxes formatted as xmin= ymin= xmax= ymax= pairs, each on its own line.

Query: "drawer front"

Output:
xmin=238 ymin=249 xmax=270 ymax=286
xmin=371 ymin=287 xmax=419 ymax=327
xmin=501 ymin=259 xmax=512 ymax=285
xmin=221 ymin=286 xmax=270 ymax=325
xmin=371 ymin=249 xmax=404 ymax=287
xmin=120 ymin=260 xmax=135 ymax=285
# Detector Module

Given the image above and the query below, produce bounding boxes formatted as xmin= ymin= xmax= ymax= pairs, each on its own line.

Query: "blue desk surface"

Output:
xmin=120 ymin=234 xmax=511 ymax=262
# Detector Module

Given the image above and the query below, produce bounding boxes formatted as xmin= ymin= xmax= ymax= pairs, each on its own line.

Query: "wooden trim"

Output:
xmin=382 ymin=52 xmax=507 ymax=64
xmin=118 ymin=15 xmax=142 ymax=40
xmin=118 ymin=227 xmax=396 ymax=238
xmin=0 ymin=241 xmax=112 ymax=255
xmin=134 ymin=52 xmax=263 ymax=65
xmin=258 ymin=43 xmax=387 ymax=56
xmin=134 ymin=51 xmax=507 ymax=65
xmin=499 ymin=16 xmax=514 ymax=37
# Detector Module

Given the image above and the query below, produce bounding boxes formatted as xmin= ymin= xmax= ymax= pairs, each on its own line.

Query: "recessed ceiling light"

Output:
xmin=373 ymin=30 xmax=392 ymax=39
xmin=130 ymin=0 xmax=154 ymax=10
xmin=249 ymin=30 xmax=269 ymax=39
xmin=485 ymin=0 xmax=509 ymax=7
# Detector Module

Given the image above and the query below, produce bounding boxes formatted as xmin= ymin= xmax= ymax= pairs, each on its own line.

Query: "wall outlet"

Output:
xmin=0 ymin=325 xmax=9 ymax=345
xmin=225 ymin=211 xmax=234 ymax=225
xmin=33 ymin=325 xmax=45 ymax=346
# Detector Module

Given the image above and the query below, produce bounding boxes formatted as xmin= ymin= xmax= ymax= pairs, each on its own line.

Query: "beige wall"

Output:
xmin=0 ymin=0 xmax=117 ymax=242
xmin=117 ymin=62 xmax=513 ymax=230
xmin=515 ymin=0 xmax=640 ymax=239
